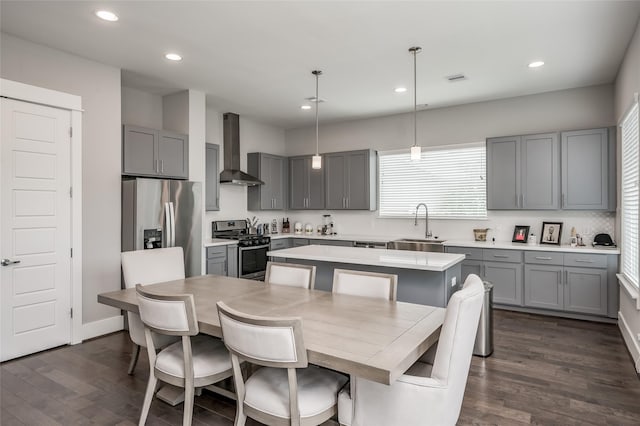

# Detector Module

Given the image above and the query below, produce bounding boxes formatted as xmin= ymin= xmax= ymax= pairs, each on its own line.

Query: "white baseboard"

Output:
xmin=618 ymin=311 xmax=640 ymax=374
xmin=80 ymin=315 xmax=124 ymax=342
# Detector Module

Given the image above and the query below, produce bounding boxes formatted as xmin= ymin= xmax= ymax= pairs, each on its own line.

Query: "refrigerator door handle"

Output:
xmin=169 ymin=202 xmax=176 ymax=247
xmin=164 ymin=202 xmax=171 ymax=247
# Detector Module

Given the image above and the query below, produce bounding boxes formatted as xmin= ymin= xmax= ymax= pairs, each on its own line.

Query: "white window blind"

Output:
xmin=621 ymin=100 xmax=639 ymax=289
xmin=378 ymin=143 xmax=487 ymax=219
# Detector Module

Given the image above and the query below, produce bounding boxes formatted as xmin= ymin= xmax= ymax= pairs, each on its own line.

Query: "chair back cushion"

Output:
xmin=430 ymin=274 xmax=484 ymax=415
xmin=217 ymin=302 xmax=307 ymax=368
xmin=135 ymin=284 xmax=198 ymax=336
xmin=332 ymin=269 xmax=398 ymax=301
xmin=121 ymin=247 xmax=185 ymax=289
xmin=266 ymin=262 xmax=316 ymax=289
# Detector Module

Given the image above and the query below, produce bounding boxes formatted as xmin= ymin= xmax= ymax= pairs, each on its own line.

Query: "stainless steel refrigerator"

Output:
xmin=122 ymin=178 xmax=202 ymax=277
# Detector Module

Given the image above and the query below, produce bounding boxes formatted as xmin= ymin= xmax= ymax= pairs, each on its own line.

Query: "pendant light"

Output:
xmin=311 ymin=70 xmax=322 ymax=169
xmin=409 ymin=47 xmax=422 ymax=161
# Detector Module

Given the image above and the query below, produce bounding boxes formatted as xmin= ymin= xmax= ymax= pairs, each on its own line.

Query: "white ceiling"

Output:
xmin=1 ymin=1 xmax=639 ymax=129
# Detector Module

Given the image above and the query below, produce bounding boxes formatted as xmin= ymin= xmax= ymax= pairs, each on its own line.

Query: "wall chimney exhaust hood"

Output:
xmin=219 ymin=112 xmax=264 ymax=186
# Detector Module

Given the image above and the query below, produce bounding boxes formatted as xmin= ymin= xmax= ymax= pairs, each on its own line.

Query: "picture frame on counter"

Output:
xmin=540 ymin=221 xmax=563 ymax=245
xmin=512 ymin=225 xmax=530 ymax=243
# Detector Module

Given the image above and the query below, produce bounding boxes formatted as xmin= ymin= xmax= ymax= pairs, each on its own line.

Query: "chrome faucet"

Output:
xmin=414 ymin=203 xmax=432 ymax=239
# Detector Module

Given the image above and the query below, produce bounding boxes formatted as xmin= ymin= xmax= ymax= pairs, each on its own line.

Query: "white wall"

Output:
xmin=285 ymin=85 xmax=616 ymax=244
xmin=204 ymin=108 xmax=287 ymax=235
xmin=122 ymin=86 xmax=163 ymax=129
xmin=0 ymin=33 xmax=122 ymax=325
xmin=614 ymin=18 xmax=640 ymax=373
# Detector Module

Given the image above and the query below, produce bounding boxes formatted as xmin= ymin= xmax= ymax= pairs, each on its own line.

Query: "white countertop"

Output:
xmin=267 ymin=245 xmax=465 ymax=272
xmin=207 ymin=234 xmax=619 ymax=254
xmin=444 ymin=239 xmax=620 ymax=254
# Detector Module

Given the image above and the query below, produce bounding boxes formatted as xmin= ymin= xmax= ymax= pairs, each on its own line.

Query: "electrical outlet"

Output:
xmin=451 ymin=276 xmax=457 ymax=287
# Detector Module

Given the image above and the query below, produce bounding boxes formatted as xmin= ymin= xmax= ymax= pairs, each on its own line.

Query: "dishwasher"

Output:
xmin=353 ymin=241 xmax=389 ymax=249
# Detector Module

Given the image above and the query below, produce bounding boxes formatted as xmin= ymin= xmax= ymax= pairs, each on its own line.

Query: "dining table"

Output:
xmin=98 ymin=274 xmax=445 ymax=385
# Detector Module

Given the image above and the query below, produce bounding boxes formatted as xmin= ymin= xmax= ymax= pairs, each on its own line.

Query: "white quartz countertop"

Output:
xmin=444 ymin=239 xmax=620 ymax=254
xmin=267 ymin=245 xmax=465 ymax=272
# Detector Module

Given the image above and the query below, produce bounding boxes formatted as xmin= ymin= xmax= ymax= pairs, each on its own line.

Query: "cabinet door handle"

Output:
xmin=346 ymin=197 xmax=349 ymax=209
xmin=574 ymin=259 xmax=595 ymax=263
xmin=557 ymin=270 xmax=562 ymax=285
xmin=562 ymin=193 xmax=566 ymax=208
xmin=160 ymin=160 xmax=164 ymax=173
xmin=521 ymin=194 xmax=525 ymax=207
xmin=493 ymin=254 xmax=509 ymax=258
xmin=564 ymin=270 xmax=568 ymax=285
xmin=535 ymin=256 xmax=552 ymax=260
xmin=155 ymin=159 xmax=159 ymax=173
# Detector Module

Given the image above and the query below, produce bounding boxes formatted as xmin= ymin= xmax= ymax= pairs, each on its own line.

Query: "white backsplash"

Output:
xmin=264 ymin=210 xmax=616 ymax=245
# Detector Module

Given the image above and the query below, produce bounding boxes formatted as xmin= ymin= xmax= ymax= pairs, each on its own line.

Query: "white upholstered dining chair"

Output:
xmin=121 ymin=247 xmax=186 ymax=374
xmin=265 ymin=261 xmax=316 ymax=289
xmin=136 ymin=284 xmax=234 ymax=426
xmin=337 ymin=274 xmax=485 ymax=426
xmin=217 ymin=301 xmax=348 ymax=426
xmin=332 ymin=269 xmax=398 ymax=301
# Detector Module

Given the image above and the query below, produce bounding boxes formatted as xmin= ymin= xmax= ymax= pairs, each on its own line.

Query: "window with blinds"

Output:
xmin=621 ymin=99 xmax=639 ymax=289
xmin=378 ymin=143 xmax=487 ymax=219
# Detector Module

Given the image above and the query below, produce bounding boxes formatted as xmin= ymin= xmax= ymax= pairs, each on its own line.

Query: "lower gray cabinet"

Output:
xmin=484 ymin=261 xmax=523 ymax=306
xmin=461 ymin=260 xmax=482 ymax=282
xmin=206 ymin=245 xmax=237 ymax=276
xmin=292 ymin=239 xmax=309 ymax=247
xmin=564 ymin=267 xmax=607 ymax=315
xmin=270 ymin=239 xmax=291 ymax=251
xmin=524 ymin=264 xmax=563 ymax=311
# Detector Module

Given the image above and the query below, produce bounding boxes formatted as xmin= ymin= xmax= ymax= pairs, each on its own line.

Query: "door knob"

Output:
xmin=1 ymin=258 xmax=20 ymax=266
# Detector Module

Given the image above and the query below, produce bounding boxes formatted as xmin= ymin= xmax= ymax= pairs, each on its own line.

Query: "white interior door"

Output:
xmin=1 ymin=98 xmax=72 ymax=361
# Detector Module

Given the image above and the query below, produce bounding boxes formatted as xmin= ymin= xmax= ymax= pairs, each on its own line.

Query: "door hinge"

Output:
xmin=70 ymin=187 xmax=73 ymax=197
xmin=70 ymin=308 xmax=73 ymax=318
xmin=69 ymin=127 xmax=73 ymax=137
xmin=70 ymin=248 xmax=73 ymax=258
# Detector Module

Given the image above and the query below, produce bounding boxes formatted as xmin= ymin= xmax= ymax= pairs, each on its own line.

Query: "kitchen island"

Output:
xmin=267 ymin=245 xmax=465 ymax=307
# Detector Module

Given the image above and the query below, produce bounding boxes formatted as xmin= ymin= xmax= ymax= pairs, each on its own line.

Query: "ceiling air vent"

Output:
xmin=446 ymin=74 xmax=467 ymax=82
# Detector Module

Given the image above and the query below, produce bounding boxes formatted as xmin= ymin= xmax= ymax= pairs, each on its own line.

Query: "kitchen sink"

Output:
xmin=387 ymin=238 xmax=446 ymax=253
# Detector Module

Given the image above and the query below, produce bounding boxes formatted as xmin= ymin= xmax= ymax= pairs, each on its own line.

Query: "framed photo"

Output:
xmin=512 ymin=225 xmax=530 ymax=243
xmin=540 ymin=222 xmax=563 ymax=245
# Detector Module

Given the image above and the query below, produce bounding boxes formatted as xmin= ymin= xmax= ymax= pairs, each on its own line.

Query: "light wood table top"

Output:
xmin=98 ymin=274 xmax=445 ymax=385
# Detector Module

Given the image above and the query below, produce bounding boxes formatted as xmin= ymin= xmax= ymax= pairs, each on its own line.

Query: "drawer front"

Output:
xmin=270 ymin=240 xmax=289 ymax=251
xmin=292 ymin=239 xmax=309 ymax=247
xmin=207 ymin=246 xmax=227 ymax=259
xmin=563 ymin=253 xmax=607 ymax=269
xmin=524 ymin=251 xmax=564 ymax=265
xmin=447 ymin=246 xmax=483 ymax=261
xmin=483 ymin=249 xmax=522 ymax=263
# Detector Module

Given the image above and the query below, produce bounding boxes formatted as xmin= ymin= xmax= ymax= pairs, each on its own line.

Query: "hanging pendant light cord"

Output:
xmin=315 ymin=71 xmax=320 ymax=156
xmin=413 ymin=49 xmax=417 ymax=148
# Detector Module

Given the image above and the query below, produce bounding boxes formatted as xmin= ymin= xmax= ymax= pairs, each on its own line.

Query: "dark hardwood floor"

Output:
xmin=2 ymin=310 xmax=639 ymax=425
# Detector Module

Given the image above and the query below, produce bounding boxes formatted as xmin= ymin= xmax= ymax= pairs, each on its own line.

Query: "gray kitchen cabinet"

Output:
xmin=461 ymin=260 xmax=483 ymax=282
xmin=206 ymin=245 xmax=237 ymax=276
xmin=524 ymin=264 xmax=564 ymax=311
xmin=247 ymin=152 xmax=287 ymax=210
xmin=205 ymin=143 xmax=220 ymax=211
xmin=487 ymin=133 xmax=558 ymax=210
xmin=270 ymin=238 xmax=291 ymax=251
xmin=325 ymin=150 xmax=376 ymax=210
xmin=446 ymin=246 xmax=483 ymax=282
xmin=289 ymin=155 xmax=325 ymax=210
xmin=226 ymin=245 xmax=238 ymax=278
xmin=122 ymin=125 xmax=189 ymax=179
xmin=564 ymin=267 xmax=607 ymax=315
xmin=483 ymin=261 xmax=523 ymax=306
xmin=292 ymin=239 xmax=309 ymax=247
xmin=561 ymin=128 xmax=613 ymax=210
xmin=308 ymin=239 xmax=354 ymax=247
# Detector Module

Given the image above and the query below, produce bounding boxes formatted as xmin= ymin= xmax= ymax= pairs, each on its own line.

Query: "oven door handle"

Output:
xmin=239 ymin=244 xmax=270 ymax=251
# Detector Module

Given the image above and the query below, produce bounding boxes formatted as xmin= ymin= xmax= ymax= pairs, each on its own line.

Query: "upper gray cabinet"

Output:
xmin=289 ymin=155 xmax=325 ymax=210
xmin=487 ymin=133 xmax=559 ymax=210
xmin=325 ymin=149 xmax=377 ymax=210
xmin=205 ymin=143 xmax=220 ymax=211
xmin=122 ymin=124 xmax=189 ymax=179
xmin=561 ymin=128 xmax=615 ymax=210
xmin=247 ymin=152 xmax=287 ymax=210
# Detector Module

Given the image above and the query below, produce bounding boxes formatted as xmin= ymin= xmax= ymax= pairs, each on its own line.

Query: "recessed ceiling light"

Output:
xmin=394 ymin=87 xmax=407 ymax=93
xmin=301 ymin=105 xmax=312 ymax=110
xmin=95 ymin=10 xmax=118 ymax=22
xmin=165 ymin=53 xmax=183 ymax=61
xmin=528 ymin=61 xmax=545 ymax=68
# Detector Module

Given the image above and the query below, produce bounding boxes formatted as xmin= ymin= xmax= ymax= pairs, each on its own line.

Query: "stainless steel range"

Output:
xmin=212 ymin=220 xmax=270 ymax=280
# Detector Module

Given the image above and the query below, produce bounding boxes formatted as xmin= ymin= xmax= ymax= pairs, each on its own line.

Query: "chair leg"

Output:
xmin=138 ymin=374 xmax=158 ymax=426
xmin=128 ymin=343 xmax=141 ymax=375
xmin=234 ymin=407 xmax=247 ymax=426
xmin=183 ymin=386 xmax=194 ymax=426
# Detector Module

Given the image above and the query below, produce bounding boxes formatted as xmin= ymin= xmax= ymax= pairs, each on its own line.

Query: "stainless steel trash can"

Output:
xmin=473 ymin=281 xmax=493 ymax=357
